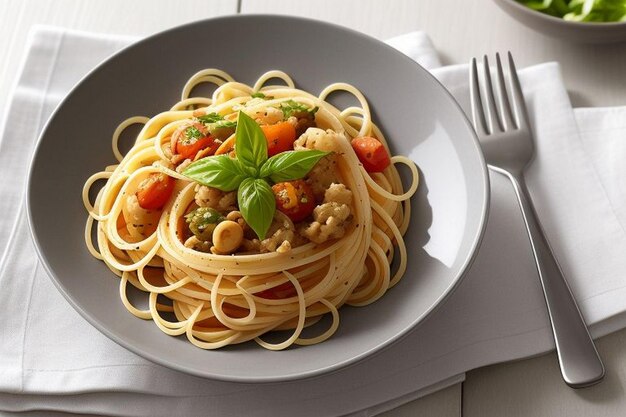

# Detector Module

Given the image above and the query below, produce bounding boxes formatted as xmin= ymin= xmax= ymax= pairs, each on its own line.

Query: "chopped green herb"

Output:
xmin=196 ymin=112 xmax=225 ymax=124
xmin=196 ymin=112 xmax=237 ymax=130
xmin=279 ymin=100 xmax=319 ymax=119
xmin=251 ymin=92 xmax=275 ymax=100
xmin=184 ymin=126 xmax=203 ymax=141
xmin=214 ymin=120 xmax=237 ymax=129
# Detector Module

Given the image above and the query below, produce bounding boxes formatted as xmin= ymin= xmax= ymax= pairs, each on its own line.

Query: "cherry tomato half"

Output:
xmin=271 ymin=179 xmax=315 ymax=222
xmin=136 ymin=173 xmax=175 ymax=210
xmin=350 ymin=136 xmax=391 ymax=173
xmin=172 ymin=122 xmax=219 ymax=160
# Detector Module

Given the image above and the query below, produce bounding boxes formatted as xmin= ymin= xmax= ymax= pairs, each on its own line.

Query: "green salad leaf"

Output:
xmin=516 ymin=0 xmax=626 ymax=22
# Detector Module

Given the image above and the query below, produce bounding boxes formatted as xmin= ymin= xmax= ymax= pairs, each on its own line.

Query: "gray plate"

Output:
xmin=27 ymin=15 xmax=489 ymax=383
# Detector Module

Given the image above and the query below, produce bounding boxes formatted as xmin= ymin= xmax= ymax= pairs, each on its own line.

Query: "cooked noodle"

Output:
xmin=83 ymin=69 xmax=419 ymax=350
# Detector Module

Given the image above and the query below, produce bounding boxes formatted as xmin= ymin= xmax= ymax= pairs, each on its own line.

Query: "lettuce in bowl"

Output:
xmin=516 ymin=0 xmax=626 ymax=22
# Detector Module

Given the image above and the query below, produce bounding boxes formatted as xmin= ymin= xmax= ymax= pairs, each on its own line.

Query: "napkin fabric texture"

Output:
xmin=2 ymin=26 xmax=626 ymax=416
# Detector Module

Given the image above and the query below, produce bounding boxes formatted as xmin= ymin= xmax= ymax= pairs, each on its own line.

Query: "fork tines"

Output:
xmin=469 ymin=52 xmax=528 ymax=136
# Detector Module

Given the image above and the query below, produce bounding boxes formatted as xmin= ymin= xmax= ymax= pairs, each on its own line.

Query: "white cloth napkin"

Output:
xmin=2 ymin=25 xmax=626 ymax=416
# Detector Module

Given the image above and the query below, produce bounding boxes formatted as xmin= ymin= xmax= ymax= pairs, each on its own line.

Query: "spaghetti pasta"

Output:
xmin=83 ymin=69 xmax=419 ymax=350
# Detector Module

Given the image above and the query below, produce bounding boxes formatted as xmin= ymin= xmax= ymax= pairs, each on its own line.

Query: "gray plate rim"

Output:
xmin=26 ymin=14 xmax=490 ymax=383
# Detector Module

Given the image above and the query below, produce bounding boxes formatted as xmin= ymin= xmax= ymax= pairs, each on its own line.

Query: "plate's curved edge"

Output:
xmin=25 ymin=14 xmax=491 ymax=383
xmin=303 ymin=20 xmax=493 ymax=374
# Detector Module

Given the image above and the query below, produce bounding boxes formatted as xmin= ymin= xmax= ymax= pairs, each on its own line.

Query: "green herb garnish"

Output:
xmin=196 ymin=112 xmax=237 ymax=134
xmin=279 ymin=100 xmax=319 ymax=119
xmin=196 ymin=112 xmax=225 ymax=124
xmin=214 ymin=120 xmax=237 ymax=129
xmin=251 ymin=92 xmax=274 ymax=99
xmin=184 ymin=126 xmax=203 ymax=142
xmin=183 ymin=111 xmax=328 ymax=239
xmin=237 ymin=178 xmax=276 ymax=240
xmin=260 ymin=149 xmax=329 ymax=183
xmin=182 ymin=154 xmax=251 ymax=191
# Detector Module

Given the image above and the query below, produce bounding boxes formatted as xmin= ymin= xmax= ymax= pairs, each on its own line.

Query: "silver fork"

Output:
xmin=469 ymin=52 xmax=604 ymax=388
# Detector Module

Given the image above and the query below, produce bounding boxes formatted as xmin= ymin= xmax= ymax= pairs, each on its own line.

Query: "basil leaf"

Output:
xmin=260 ymin=150 xmax=329 ymax=183
xmin=237 ymin=178 xmax=276 ymax=240
xmin=235 ymin=111 xmax=268 ymax=171
xmin=183 ymin=155 xmax=248 ymax=192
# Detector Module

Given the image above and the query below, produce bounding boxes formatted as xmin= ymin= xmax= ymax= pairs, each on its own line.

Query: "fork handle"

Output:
xmin=500 ymin=167 xmax=605 ymax=388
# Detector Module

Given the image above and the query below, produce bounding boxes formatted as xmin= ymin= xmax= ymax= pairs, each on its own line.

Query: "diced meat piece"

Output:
xmin=260 ymin=213 xmax=297 ymax=253
xmin=195 ymin=185 xmax=237 ymax=212
xmin=122 ymin=194 xmax=161 ymax=237
xmin=244 ymin=106 xmax=284 ymax=125
xmin=294 ymin=128 xmax=344 ymax=153
xmin=299 ymin=202 xmax=351 ymax=244
xmin=183 ymin=236 xmax=212 ymax=252
xmin=323 ymin=183 xmax=352 ymax=206
xmin=305 ymin=154 xmax=341 ymax=202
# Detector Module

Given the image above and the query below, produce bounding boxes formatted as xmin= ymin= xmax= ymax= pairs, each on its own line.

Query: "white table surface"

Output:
xmin=2 ymin=0 xmax=625 ymax=416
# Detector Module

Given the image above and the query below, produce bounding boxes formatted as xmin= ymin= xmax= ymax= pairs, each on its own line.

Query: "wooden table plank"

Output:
xmin=241 ymin=0 xmax=626 ymax=107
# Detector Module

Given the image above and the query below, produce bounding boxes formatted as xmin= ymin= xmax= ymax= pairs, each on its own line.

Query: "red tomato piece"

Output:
xmin=350 ymin=136 xmax=391 ymax=173
xmin=261 ymin=122 xmax=297 ymax=156
xmin=271 ymin=179 xmax=315 ymax=222
xmin=136 ymin=173 xmax=175 ymax=210
xmin=172 ymin=122 xmax=219 ymax=160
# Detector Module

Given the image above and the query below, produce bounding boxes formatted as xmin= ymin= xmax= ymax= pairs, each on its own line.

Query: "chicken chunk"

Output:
xmin=323 ymin=183 xmax=352 ymax=206
xmin=244 ymin=106 xmax=284 ymax=126
xmin=294 ymin=128 xmax=344 ymax=153
xmin=260 ymin=213 xmax=298 ymax=253
xmin=195 ymin=185 xmax=237 ymax=212
xmin=183 ymin=236 xmax=212 ymax=252
xmin=299 ymin=202 xmax=351 ymax=244
xmin=122 ymin=194 xmax=161 ymax=238
xmin=305 ymin=154 xmax=341 ymax=202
